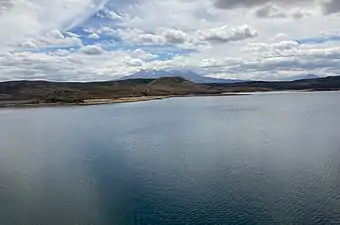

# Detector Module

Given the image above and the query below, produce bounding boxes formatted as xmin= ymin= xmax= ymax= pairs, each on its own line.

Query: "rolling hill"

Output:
xmin=0 ymin=75 xmax=339 ymax=107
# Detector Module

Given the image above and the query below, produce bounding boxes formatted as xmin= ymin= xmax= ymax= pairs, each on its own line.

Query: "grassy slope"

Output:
xmin=0 ymin=76 xmax=339 ymax=106
xmin=0 ymin=77 xmax=221 ymax=104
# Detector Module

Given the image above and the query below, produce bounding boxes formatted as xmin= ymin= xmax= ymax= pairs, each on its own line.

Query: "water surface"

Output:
xmin=1 ymin=91 xmax=340 ymax=225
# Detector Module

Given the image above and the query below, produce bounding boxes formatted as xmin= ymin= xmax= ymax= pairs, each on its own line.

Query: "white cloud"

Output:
xmin=0 ymin=0 xmax=107 ymax=49
xmin=117 ymin=24 xmax=257 ymax=47
xmin=100 ymin=8 xmax=123 ymax=20
xmin=254 ymin=4 xmax=313 ymax=19
xmin=244 ymin=41 xmax=300 ymax=54
xmin=196 ymin=24 xmax=258 ymax=44
xmin=270 ymin=33 xmax=288 ymax=41
xmin=131 ymin=49 xmax=157 ymax=60
xmin=160 ymin=28 xmax=190 ymax=44
xmin=116 ymin=28 xmax=190 ymax=45
xmin=1 ymin=41 xmax=340 ymax=82
xmin=127 ymin=58 xmax=143 ymax=66
xmin=214 ymin=0 xmax=316 ymax=10
xmin=16 ymin=29 xmax=83 ymax=50
xmin=89 ymin=32 xmax=100 ymax=39
xmin=80 ymin=45 xmax=104 ymax=55
xmin=18 ymin=41 xmax=38 ymax=50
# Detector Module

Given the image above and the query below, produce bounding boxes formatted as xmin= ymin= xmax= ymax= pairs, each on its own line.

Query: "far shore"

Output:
xmin=1 ymin=89 xmax=338 ymax=108
xmin=81 ymin=96 xmax=171 ymax=105
xmin=0 ymin=96 xmax=169 ymax=108
xmin=0 ymin=93 xmax=242 ymax=108
xmin=1 ymin=75 xmax=339 ymax=109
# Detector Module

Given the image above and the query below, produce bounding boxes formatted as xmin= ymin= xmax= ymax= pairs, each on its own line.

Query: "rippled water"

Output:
xmin=1 ymin=91 xmax=340 ymax=225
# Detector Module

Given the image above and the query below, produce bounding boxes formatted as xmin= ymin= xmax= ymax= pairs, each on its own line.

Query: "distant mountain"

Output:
xmin=119 ymin=69 xmax=246 ymax=83
xmin=207 ymin=75 xmax=340 ymax=92
xmin=292 ymin=74 xmax=320 ymax=81
xmin=295 ymin=74 xmax=320 ymax=80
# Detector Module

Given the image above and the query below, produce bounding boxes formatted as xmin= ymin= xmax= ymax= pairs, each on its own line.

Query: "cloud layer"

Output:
xmin=0 ymin=0 xmax=339 ymax=82
xmin=213 ymin=0 xmax=311 ymax=9
xmin=214 ymin=0 xmax=340 ymax=15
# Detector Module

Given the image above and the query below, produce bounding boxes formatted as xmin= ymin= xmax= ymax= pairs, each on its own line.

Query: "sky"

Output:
xmin=0 ymin=0 xmax=340 ymax=81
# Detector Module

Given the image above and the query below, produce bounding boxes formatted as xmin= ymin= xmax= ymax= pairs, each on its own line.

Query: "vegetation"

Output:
xmin=0 ymin=76 xmax=339 ymax=107
xmin=0 ymin=77 xmax=222 ymax=106
xmin=207 ymin=76 xmax=340 ymax=92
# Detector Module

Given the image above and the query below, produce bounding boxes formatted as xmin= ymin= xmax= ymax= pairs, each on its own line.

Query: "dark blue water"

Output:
xmin=1 ymin=91 xmax=340 ymax=225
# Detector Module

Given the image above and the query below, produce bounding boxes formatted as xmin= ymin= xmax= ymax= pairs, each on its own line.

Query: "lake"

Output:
xmin=1 ymin=91 xmax=340 ymax=225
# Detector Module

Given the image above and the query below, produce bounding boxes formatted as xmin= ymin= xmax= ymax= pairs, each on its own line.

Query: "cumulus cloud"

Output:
xmin=16 ymin=29 xmax=83 ymax=50
xmin=121 ymin=28 xmax=191 ymax=45
xmin=127 ymin=58 xmax=143 ymax=66
xmin=0 ymin=49 xmax=148 ymax=81
xmin=0 ymin=0 xmax=108 ymax=48
xmin=270 ymin=33 xmax=288 ymax=41
xmin=1 ymin=41 xmax=340 ymax=82
xmin=131 ymin=49 xmax=157 ymax=60
xmin=161 ymin=28 xmax=190 ymax=44
xmin=18 ymin=41 xmax=38 ymax=50
xmin=196 ymin=24 xmax=258 ymax=44
xmin=80 ymin=45 xmax=104 ymax=55
xmin=244 ymin=41 xmax=300 ymax=57
xmin=202 ymin=42 xmax=340 ymax=80
xmin=255 ymin=4 xmax=287 ymax=18
xmin=117 ymin=24 xmax=257 ymax=46
xmin=134 ymin=33 xmax=166 ymax=45
xmin=255 ymin=4 xmax=312 ymax=19
xmin=214 ymin=0 xmax=340 ymax=15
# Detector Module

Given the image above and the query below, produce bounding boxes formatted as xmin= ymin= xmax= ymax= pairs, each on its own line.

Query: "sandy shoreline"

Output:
xmin=81 ymin=96 xmax=170 ymax=105
xmin=0 ymin=96 xmax=170 ymax=108
xmin=0 ymin=93 xmax=244 ymax=108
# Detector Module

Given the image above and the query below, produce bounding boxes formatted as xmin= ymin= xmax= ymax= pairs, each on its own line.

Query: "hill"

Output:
xmin=207 ymin=75 xmax=340 ymax=92
xmin=273 ymin=74 xmax=320 ymax=81
xmin=292 ymin=74 xmax=320 ymax=81
xmin=0 ymin=77 xmax=223 ymax=107
xmin=0 ymin=75 xmax=339 ymax=107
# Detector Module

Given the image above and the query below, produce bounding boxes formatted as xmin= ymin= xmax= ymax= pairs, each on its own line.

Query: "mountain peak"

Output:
xmin=119 ymin=69 xmax=246 ymax=84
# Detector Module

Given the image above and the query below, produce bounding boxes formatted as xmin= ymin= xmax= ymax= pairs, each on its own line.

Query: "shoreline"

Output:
xmin=0 ymin=96 xmax=171 ymax=108
xmin=81 ymin=96 xmax=171 ymax=106
xmin=1 ymin=90 xmax=338 ymax=108
xmin=0 ymin=93 xmax=244 ymax=109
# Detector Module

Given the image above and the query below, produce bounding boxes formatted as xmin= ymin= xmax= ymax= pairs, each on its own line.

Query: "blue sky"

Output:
xmin=297 ymin=35 xmax=340 ymax=45
xmin=0 ymin=0 xmax=340 ymax=81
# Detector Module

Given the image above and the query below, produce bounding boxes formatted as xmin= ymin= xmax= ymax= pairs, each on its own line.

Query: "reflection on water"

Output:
xmin=1 ymin=91 xmax=340 ymax=225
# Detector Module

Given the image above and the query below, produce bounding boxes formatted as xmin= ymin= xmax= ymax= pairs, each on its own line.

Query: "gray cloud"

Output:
xmin=0 ymin=0 xmax=12 ymax=12
xmin=255 ymin=4 xmax=287 ymax=18
xmin=324 ymin=0 xmax=340 ymax=14
xmin=254 ymin=4 xmax=312 ymax=19
xmin=214 ymin=0 xmax=340 ymax=15
xmin=213 ymin=0 xmax=310 ymax=9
